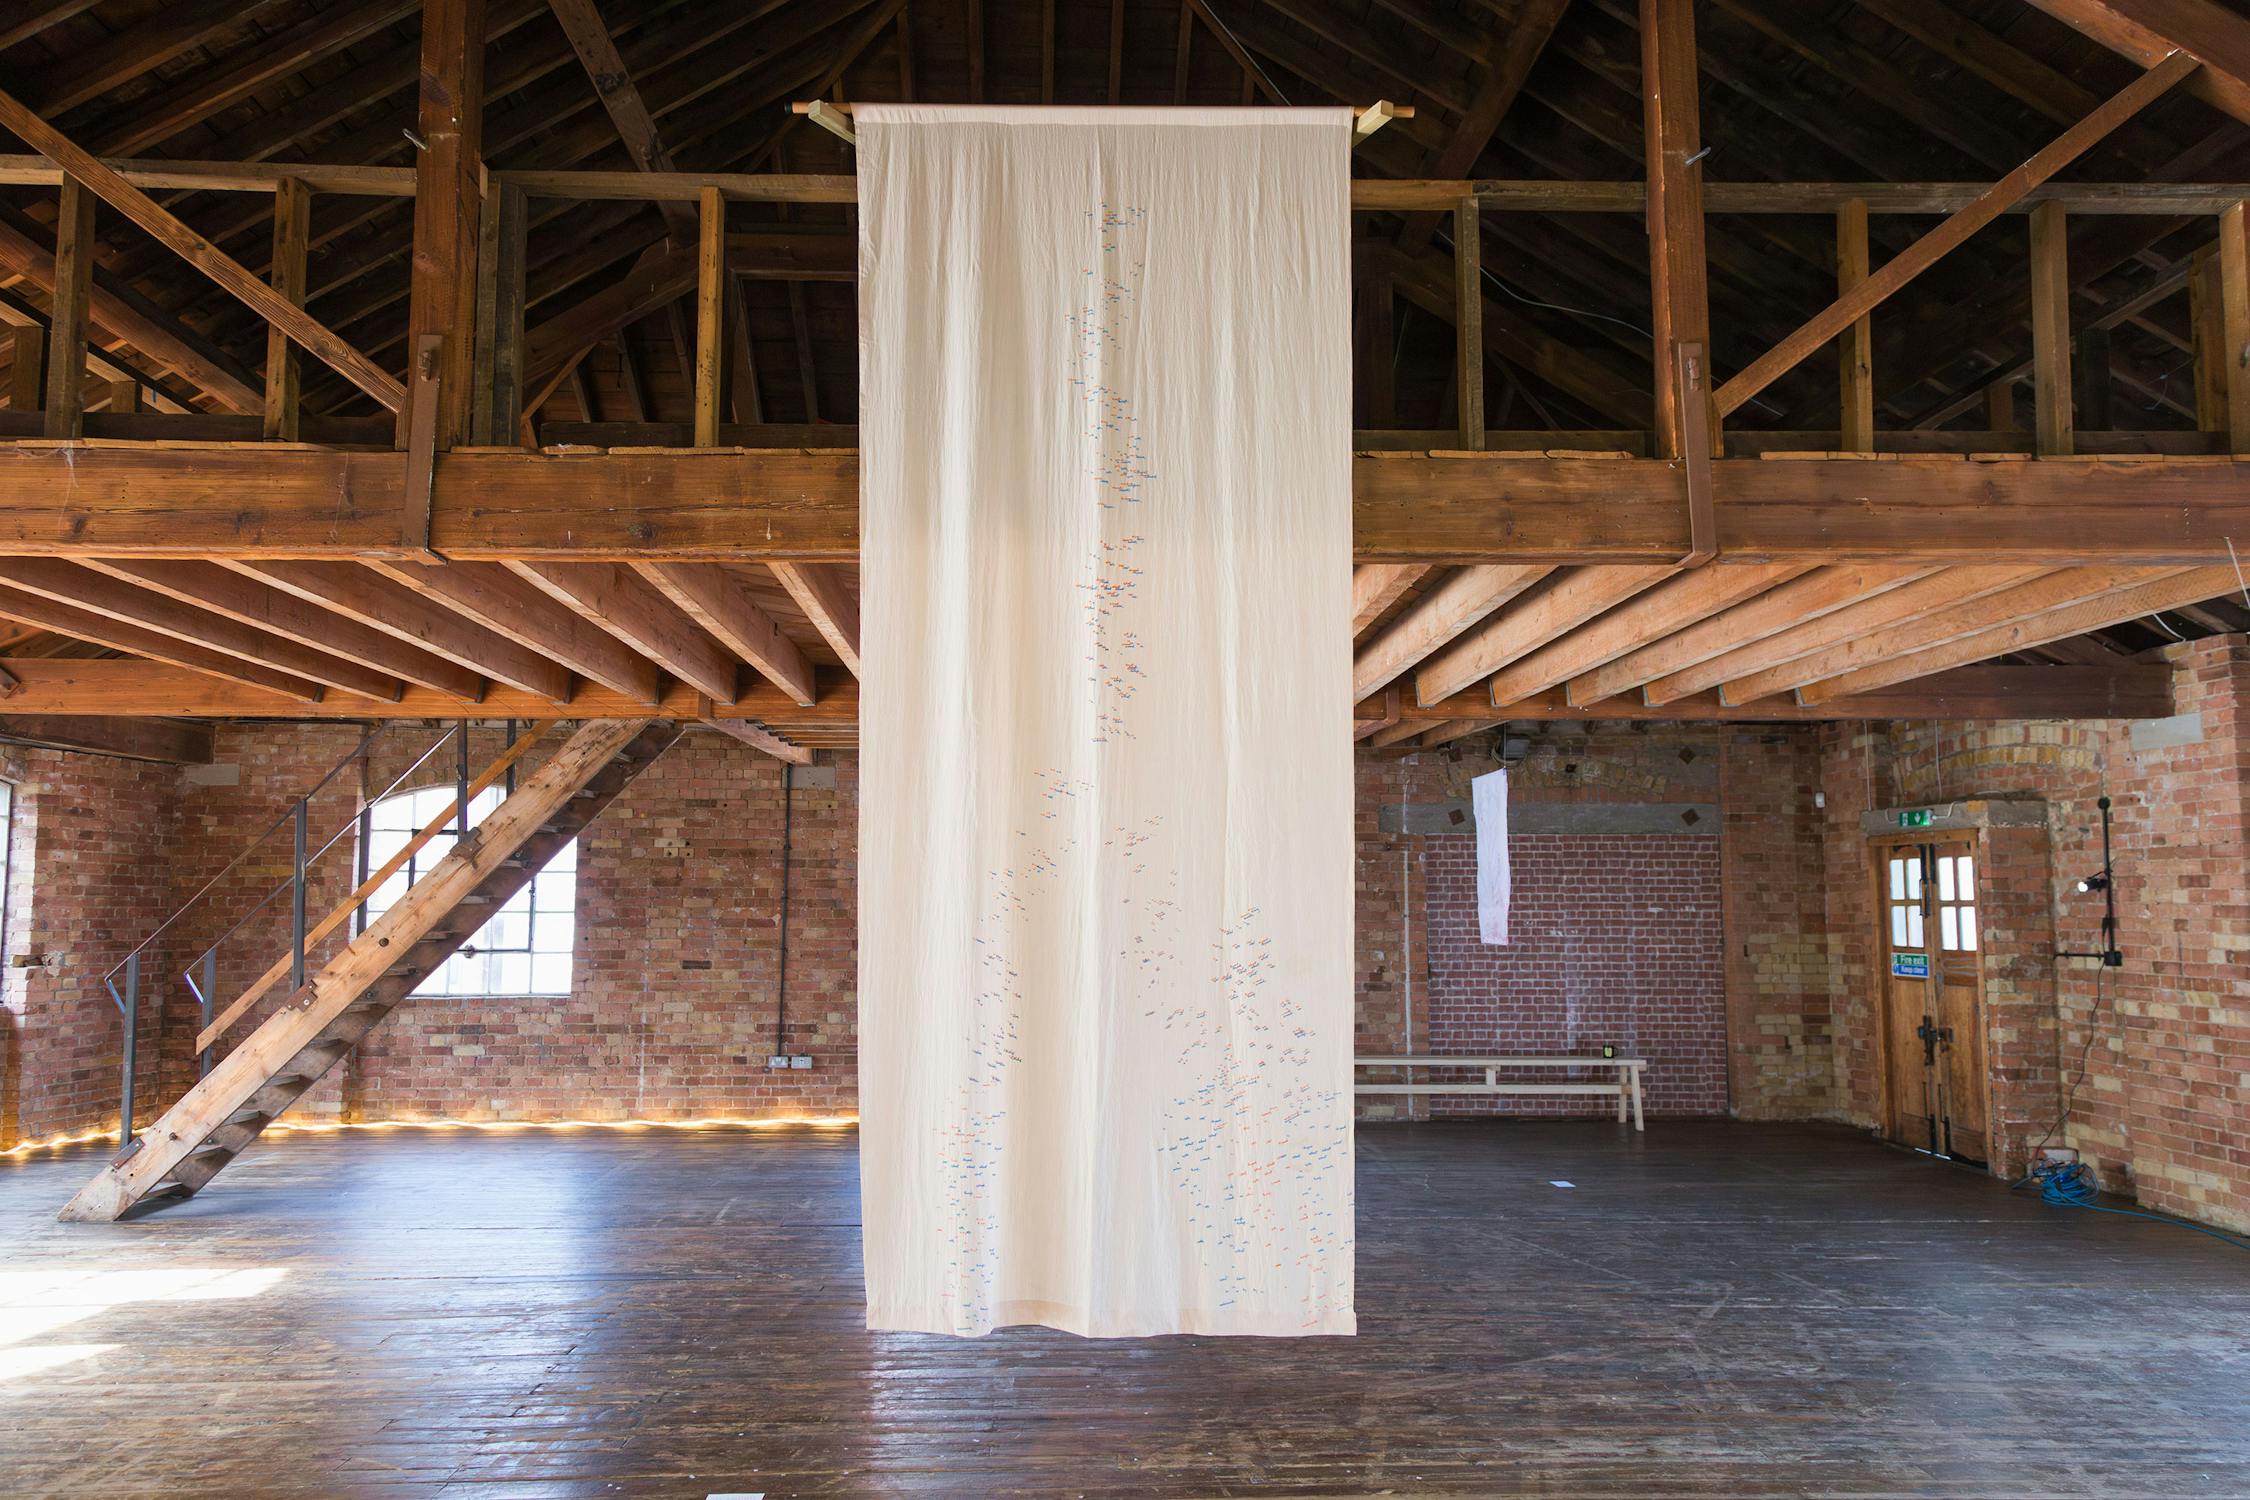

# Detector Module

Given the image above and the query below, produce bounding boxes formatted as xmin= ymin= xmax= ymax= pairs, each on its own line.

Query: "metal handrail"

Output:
xmin=100 ymin=721 xmax=484 ymax=1142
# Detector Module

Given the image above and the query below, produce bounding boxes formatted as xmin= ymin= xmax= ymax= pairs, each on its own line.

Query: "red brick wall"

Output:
xmin=1418 ymin=830 xmax=1726 ymax=1117
xmin=1718 ymin=727 xmax=1834 ymax=1119
xmin=0 ymin=745 xmax=183 ymax=1146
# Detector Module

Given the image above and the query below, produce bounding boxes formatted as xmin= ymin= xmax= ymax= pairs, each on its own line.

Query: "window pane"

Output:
xmin=1961 ymin=905 xmax=1978 ymax=951
xmin=1906 ymin=906 xmax=1924 ymax=947
xmin=1940 ymin=906 xmax=1959 ymax=951
xmin=1905 ymin=859 xmax=1922 ymax=899
xmin=491 ymin=953 xmax=531 ymax=995
xmin=499 ymin=885 xmax=532 ymax=916
xmin=547 ymin=841 xmax=578 ymax=874
xmin=533 ymin=872 xmax=575 ymax=914
xmin=1889 ymin=859 xmax=1906 ymax=901
xmin=532 ymin=954 xmax=571 ymax=993
xmin=485 ymin=912 xmax=529 ymax=951
xmin=1936 ymin=857 xmax=1955 ymax=902
xmin=1890 ymin=905 xmax=1908 ymax=946
xmin=1955 ymin=855 xmax=1975 ymax=897
xmin=532 ymin=912 xmax=575 ymax=954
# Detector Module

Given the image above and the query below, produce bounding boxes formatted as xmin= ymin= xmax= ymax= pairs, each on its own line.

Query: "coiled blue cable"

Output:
xmin=2017 ymin=1160 xmax=2250 ymax=1252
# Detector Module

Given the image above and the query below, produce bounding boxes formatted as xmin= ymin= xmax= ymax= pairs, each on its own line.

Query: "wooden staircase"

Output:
xmin=60 ymin=717 xmax=683 ymax=1222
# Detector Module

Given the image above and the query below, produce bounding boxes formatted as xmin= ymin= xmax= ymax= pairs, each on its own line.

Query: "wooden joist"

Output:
xmin=768 ymin=561 xmax=860 ymax=676
xmin=701 ymin=716 xmax=813 ymax=765
xmin=363 ymin=559 xmax=662 ymax=704
xmin=0 ymin=713 xmax=212 ymax=763
xmin=1645 ymin=566 xmax=2051 ymax=705
xmin=1349 ymin=563 xmax=1429 ymax=636
xmin=1482 ymin=564 xmax=1808 ymax=706
xmin=632 ymin=562 xmax=817 ymax=705
xmin=223 ymin=559 xmax=568 ymax=702
xmin=1792 ymin=567 xmax=2242 ymax=703
xmin=1417 ymin=565 xmax=1676 ymax=705
xmin=1565 ymin=564 xmax=1933 ymax=704
xmin=1717 ymin=566 xmax=2174 ymax=703
xmin=0 ymin=557 xmax=398 ymax=698
xmin=1353 ymin=565 xmax=1550 ymax=701
xmin=507 ymin=560 xmax=739 ymax=702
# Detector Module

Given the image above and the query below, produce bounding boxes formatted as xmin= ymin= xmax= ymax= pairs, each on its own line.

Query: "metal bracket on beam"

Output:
xmin=1676 ymin=342 xmax=1717 ymax=567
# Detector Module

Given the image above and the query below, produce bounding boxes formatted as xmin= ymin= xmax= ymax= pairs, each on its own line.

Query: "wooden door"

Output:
xmin=1874 ymin=839 xmax=1990 ymax=1163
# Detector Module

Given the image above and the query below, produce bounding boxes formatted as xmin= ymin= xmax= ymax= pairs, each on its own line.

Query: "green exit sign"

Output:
xmin=1898 ymin=809 xmax=1932 ymax=828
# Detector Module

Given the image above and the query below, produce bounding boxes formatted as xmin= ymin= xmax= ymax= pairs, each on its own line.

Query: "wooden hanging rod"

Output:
xmin=790 ymin=99 xmax=1414 ymax=147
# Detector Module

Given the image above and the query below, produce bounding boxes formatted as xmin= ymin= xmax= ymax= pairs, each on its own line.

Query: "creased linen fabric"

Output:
xmin=1474 ymin=767 xmax=1510 ymax=946
xmin=856 ymin=105 xmax=1355 ymax=1338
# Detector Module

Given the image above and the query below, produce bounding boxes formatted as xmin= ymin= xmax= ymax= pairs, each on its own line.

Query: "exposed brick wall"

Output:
xmin=1718 ymin=727 xmax=1834 ymax=1119
xmin=1813 ymin=637 xmax=2250 ymax=1232
xmin=0 ymin=745 xmax=183 ymax=1145
xmin=1419 ymin=831 xmax=1726 ymax=1117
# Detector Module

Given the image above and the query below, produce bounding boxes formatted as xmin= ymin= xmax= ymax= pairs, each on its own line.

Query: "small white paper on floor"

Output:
xmin=1549 ymin=1181 xmax=1575 ymax=1189
xmin=1473 ymin=767 xmax=1510 ymax=945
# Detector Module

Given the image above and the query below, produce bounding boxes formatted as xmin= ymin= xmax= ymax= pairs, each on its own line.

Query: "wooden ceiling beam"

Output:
xmin=1718 ymin=564 xmax=2177 ymax=703
xmin=1644 ymin=565 xmax=2051 ymax=705
xmin=1353 ymin=565 xmax=1551 ymax=701
xmin=0 ymin=556 xmax=400 ymax=698
xmin=0 ymin=653 xmax=2164 ymax=724
xmin=700 ymin=715 xmax=812 ymax=765
xmin=83 ymin=558 xmax=484 ymax=699
xmin=1714 ymin=51 xmax=2200 ymax=417
xmin=24 ymin=0 xmax=288 ymax=119
xmin=1417 ymin=564 xmax=1676 ymax=704
xmin=0 ymin=580 xmax=323 ymax=699
xmin=507 ymin=559 xmax=739 ymax=702
xmin=1483 ymin=563 xmax=1806 ymax=706
xmin=363 ymin=559 xmax=661 ymax=703
xmin=1642 ymin=0 xmax=1713 ymax=460
xmin=1395 ymin=0 xmax=1570 ymax=247
xmin=0 ymin=448 xmax=2242 ymax=565
xmin=0 ymin=712 xmax=212 ymax=763
xmin=1566 ymin=563 xmax=1934 ymax=704
xmin=221 ymin=558 xmax=572 ymax=702
xmin=768 ymin=561 xmax=859 ymax=676
xmin=631 ymin=561 xmax=816 ymax=705
xmin=1350 ymin=563 xmax=1429 ymax=636
xmin=1796 ymin=566 xmax=2242 ymax=702
xmin=2025 ymin=0 xmax=2250 ymax=127
xmin=546 ymin=0 xmax=697 ymax=241
xmin=0 ymin=87 xmax=406 ymax=412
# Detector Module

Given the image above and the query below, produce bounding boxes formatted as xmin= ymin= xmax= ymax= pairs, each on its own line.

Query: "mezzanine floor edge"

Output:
xmin=2 ymin=1119 xmax=2246 ymax=1498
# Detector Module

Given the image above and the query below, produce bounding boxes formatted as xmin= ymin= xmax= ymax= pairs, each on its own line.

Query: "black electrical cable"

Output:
xmin=774 ymin=763 xmax=792 ymax=1057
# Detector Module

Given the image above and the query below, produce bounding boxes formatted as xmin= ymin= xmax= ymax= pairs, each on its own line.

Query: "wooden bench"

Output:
xmin=1355 ymin=1055 xmax=1647 ymax=1131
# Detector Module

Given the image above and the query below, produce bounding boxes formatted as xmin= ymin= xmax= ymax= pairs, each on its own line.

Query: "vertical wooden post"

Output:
xmin=2219 ymin=201 xmax=2250 ymax=452
xmin=1836 ymin=197 xmax=1873 ymax=453
xmin=263 ymin=177 xmax=310 ymax=442
xmin=1641 ymin=0 xmax=1712 ymax=461
xmin=2028 ymin=200 xmax=2073 ymax=456
xmin=2075 ymin=325 xmax=2113 ymax=433
xmin=1984 ymin=380 xmax=2015 ymax=435
xmin=43 ymin=174 xmax=94 ymax=440
xmin=106 ymin=378 xmax=139 ymax=415
xmin=1454 ymin=197 xmax=1484 ymax=450
xmin=6 ymin=326 xmax=42 ymax=415
xmin=489 ymin=180 xmax=527 ymax=446
xmin=2190 ymin=245 xmax=2227 ymax=434
xmin=694 ymin=185 xmax=725 ymax=446
xmin=400 ymin=0 xmax=487 ymax=458
xmin=1355 ymin=263 xmax=1394 ymax=429
xmin=727 ymin=277 xmax=763 ymax=425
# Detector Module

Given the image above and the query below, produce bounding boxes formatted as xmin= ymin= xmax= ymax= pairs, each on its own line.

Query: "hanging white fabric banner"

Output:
xmin=857 ymin=105 xmax=1356 ymax=1338
xmin=1473 ymin=767 xmax=1510 ymax=945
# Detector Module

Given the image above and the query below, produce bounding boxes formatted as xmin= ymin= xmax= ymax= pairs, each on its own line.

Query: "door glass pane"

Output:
xmin=1889 ymin=859 xmax=1906 ymax=901
xmin=1907 ymin=905 xmax=1924 ymax=947
xmin=1940 ymin=906 xmax=1959 ymax=950
xmin=1936 ymin=857 xmax=1955 ymax=902
xmin=1890 ymin=905 xmax=1908 ymax=946
xmin=1905 ymin=859 xmax=1922 ymax=899
xmin=1961 ymin=905 xmax=1978 ymax=951
xmin=1955 ymin=855 xmax=1975 ymax=896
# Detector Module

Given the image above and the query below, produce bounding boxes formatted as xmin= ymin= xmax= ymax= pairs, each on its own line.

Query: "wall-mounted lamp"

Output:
xmin=2058 ymin=795 xmax=2124 ymax=968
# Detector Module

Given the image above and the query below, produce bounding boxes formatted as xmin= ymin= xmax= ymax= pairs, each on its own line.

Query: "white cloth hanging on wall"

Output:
xmin=1474 ymin=768 xmax=1510 ymax=946
xmin=856 ymin=105 xmax=1356 ymax=1338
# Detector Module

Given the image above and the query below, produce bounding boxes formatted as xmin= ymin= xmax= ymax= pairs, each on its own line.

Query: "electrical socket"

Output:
xmin=789 ymin=1055 xmax=812 ymax=1069
xmin=765 ymin=1055 xmax=791 ymax=1071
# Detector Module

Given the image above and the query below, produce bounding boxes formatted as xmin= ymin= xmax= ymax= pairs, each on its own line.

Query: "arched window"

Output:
xmin=363 ymin=784 xmax=577 ymax=997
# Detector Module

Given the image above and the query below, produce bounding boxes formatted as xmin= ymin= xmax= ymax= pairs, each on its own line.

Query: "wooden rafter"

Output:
xmin=363 ymin=559 xmax=662 ymax=703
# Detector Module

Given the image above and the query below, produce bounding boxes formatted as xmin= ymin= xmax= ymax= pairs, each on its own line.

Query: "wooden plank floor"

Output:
xmin=3 ymin=1120 xmax=2248 ymax=1497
